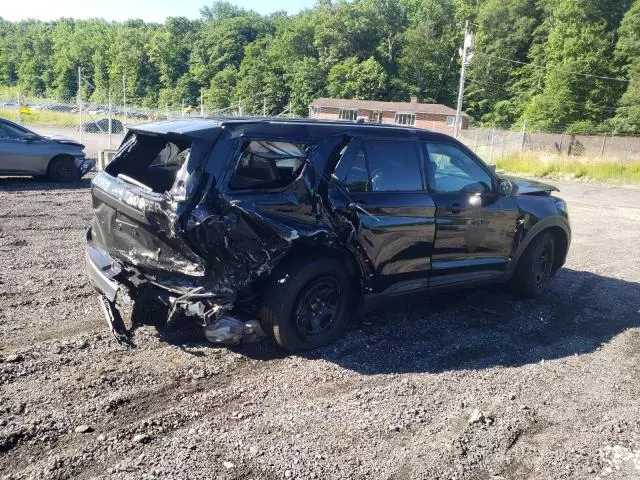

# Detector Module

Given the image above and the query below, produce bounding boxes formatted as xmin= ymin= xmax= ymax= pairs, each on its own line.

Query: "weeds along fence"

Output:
xmin=458 ymin=126 xmax=640 ymax=165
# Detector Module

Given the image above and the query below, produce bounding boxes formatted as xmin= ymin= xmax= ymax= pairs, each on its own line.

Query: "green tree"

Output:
xmin=519 ymin=0 xmax=631 ymax=132
xmin=233 ymin=38 xmax=287 ymax=115
xmin=327 ymin=56 xmax=388 ymax=99
xmin=396 ymin=0 xmax=458 ymax=104
xmin=611 ymin=0 xmax=640 ymax=132
xmin=148 ymin=17 xmax=196 ymax=106
xmin=206 ymin=66 xmax=238 ymax=110
xmin=288 ymin=57 xmax=328 ymax=115
xmin=465 ymin=0 xmax=540 ymax=126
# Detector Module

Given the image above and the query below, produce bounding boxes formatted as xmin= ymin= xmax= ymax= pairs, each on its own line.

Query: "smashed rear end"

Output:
xmin=85 ymin=120 xmax=353 ymax=343
xmin=86 ymin=121 xmax=225 ymax=335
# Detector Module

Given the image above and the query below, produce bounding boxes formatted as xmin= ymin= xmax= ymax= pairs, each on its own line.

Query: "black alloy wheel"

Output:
xmin=294 ymin=276 xmax=341 ymax=339
xmin=509 ymin=231 xmax=556 ymax=298
xmin=534 ymin=242 xmax=553 ymax=288
xmin=260 ymin=257 xmax=353 ymax=351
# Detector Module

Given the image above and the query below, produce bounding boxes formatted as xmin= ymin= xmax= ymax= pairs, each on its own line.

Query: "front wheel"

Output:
xmin=260 ymin=258 xmax=353 ymax=351
xmin=48 ymin=156 xmax=80 ymax=182
xmin=509 ymin=232 xmax=556 ymax=298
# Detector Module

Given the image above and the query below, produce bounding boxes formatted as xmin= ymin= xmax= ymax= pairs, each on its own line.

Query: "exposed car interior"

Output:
xmin=230 ymin=140 xmax=307 ymax=190
xmin=106 ymin=133 xmax=191 ymax=194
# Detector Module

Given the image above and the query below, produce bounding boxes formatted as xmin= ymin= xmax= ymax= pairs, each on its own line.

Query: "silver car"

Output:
xmin=0 ymin=118 xmax=94 ymax=182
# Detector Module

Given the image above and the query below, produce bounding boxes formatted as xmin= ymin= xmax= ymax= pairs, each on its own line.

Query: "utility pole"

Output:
xmin=78 ymin=67 xmax=83 ymax=145
xmin=200 ymin=88 xmax=204 ymax=117
xmin=454 ymin=20 xmax=473 ymax=138
xmin=263 ymin=98 xmax=266 ymax=117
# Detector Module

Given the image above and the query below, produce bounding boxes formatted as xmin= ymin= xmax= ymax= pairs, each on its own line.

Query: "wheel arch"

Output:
xmin=274 ymin=241 xmax=366 ymax=297
xmin=508 ymin=217 xmax=571 ymax=277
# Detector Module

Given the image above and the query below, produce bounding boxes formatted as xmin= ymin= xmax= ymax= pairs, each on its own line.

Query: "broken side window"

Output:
xmin=334 ymin=138 xmax=370 ymax=193
xmin=229 ymin=140 xmax=307 ymax=190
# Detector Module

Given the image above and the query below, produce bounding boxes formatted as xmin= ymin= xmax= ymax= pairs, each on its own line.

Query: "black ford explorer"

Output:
xmin=86 ymin=118 xmax=570 ymax=351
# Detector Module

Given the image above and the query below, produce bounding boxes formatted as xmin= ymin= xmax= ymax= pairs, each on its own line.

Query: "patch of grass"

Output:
xmin=0 ymin=107 xmax=134 ymax=129
xmin=496 ymin=153 xmax=640 ymax=183
xmin=0 ymin=107 xmax=81 ymax=128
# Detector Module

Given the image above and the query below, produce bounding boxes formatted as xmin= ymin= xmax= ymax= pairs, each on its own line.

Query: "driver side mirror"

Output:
xmin=21 ymin=133 xmax=39 ymax=143
xmin=498 ymin=179 xmax=514 ymax=197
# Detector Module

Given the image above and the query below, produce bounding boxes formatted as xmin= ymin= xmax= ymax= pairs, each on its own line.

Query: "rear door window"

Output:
xmin=230 ymin=140 xmax=307 ymax=190
xmin=334 ymin=138 xmax=424 ymax=192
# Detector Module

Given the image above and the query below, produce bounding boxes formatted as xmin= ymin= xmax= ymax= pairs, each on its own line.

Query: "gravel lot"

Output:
xmin=1 ymin=177 xmax=639 ymax=480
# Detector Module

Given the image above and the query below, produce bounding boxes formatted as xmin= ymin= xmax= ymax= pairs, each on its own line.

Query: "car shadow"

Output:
xmin=153 ymin=267 xmax=640 ymax=374
xmin=0 ymin=176 xmax=92 ymax=191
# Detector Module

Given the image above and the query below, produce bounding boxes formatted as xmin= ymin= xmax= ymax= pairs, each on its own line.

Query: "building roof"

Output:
xmin=310 ymin=97 xmax=467 ymax=117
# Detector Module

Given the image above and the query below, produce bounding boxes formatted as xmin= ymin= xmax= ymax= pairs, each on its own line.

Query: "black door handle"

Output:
xmin=450 ymin=203 xmax=462 ymax=214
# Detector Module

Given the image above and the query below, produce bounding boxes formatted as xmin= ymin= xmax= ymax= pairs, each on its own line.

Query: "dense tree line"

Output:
xmin=1 ymin=0 xmax=639 ymax=132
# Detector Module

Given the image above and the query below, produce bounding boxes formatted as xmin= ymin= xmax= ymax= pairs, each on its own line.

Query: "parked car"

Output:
xmin=86 ymin=118 xmax=570 ymax=351
xmin=82 ymin=118 xmax=124 ymax=134
xmin=0 ymin=118 xmax=94 ymax=181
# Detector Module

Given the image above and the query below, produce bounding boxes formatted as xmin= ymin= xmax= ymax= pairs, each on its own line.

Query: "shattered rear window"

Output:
xmin=230 ymin=140 xmax=307 ymax=190
xmin=106 ymin=133 xmax=192 ymax=195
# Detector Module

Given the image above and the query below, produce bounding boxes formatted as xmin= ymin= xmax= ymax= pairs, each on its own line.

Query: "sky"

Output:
xmin=0 ymin=0 xmax=317 ymax=23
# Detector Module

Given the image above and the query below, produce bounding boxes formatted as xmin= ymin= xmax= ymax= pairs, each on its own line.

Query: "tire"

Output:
xmin=260 ymin=257 xmax=353 ymax=352
xmin=509 ymin=232 xmax=556 ymax=298
xmin=48 ymin=156 xmax=80 ymax=183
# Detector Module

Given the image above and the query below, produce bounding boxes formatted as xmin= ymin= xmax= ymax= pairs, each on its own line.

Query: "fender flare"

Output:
xmin=506 ymin=216 xmax=571 ymax=277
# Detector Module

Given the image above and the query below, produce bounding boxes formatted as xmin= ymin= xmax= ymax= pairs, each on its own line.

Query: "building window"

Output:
xmin=371 ymin=111 xmax=383 ymax=123
xmin=339 ymin=108 xmax=358 ymax=121
xmin=310 ymin=106 xmax=321 ymax=115
xmin=394 ymin=113 xmax=416 ymax=126
xmin=446 ymin=116 xmax=456 ymax=127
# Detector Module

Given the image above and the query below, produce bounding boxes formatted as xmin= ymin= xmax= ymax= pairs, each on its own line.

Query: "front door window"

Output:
xmin=424 ymin=143 xmax=493 ymax=194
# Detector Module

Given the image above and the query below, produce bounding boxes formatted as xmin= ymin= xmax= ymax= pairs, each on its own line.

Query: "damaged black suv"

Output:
xmin=86 ymin=118 xmax=570 ymax=351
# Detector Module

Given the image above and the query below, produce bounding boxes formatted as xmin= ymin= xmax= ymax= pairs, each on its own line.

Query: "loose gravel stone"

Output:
xmin=0 ymin=178 xmax=639 ymax=480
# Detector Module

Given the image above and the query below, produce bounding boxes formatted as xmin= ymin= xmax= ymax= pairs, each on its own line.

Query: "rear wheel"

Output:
xmin=509 ymin=232 xmax=555 ymax=298
xmin=48 ymin=156 xmax=79 ymax=182
xmin=260 ymin=258 xmax=353 ymax=351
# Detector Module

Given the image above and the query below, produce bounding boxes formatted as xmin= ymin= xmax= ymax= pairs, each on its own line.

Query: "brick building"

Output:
xmin=308 ymin=97 xmax=469 ymax=132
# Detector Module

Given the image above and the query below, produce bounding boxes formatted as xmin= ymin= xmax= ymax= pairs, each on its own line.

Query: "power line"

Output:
xmin=474 ymin=52 xmax=634 ymax=83
xmin=466 ymin=78 xmax=508 ymax=89
xmin=466 ymin=77 xmax=629 ymax=111
xmin=435 ymin=47 xmax=458 ymax=102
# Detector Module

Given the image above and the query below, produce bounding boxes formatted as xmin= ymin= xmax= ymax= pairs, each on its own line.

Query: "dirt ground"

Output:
xmin=1 ymin=177 xmax=639 ymax=480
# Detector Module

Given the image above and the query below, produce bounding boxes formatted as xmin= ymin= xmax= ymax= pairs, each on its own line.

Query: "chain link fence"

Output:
xmin=459 ymin=126 xmax=640 ymax=165
xmin=0 ymin=92 xmax=261 ymax=160
xmin=2 ymin=91 xmax=639 ymax=166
